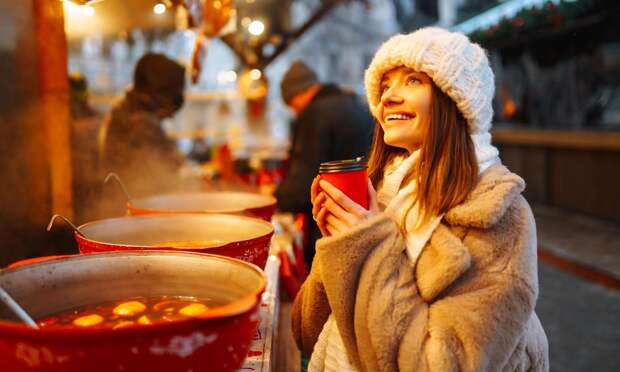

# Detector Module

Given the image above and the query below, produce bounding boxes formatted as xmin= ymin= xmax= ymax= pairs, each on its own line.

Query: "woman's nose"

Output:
xmin=381 ymin=88 xmax=404 ymax=106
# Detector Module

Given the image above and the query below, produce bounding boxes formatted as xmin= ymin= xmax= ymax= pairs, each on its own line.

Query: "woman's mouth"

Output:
xmin=384 ymin=113 xmax=415 ymax=122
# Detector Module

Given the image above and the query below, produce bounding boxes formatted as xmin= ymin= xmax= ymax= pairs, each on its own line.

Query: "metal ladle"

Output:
xmin=0 ymin=286 xmax=38 ymax=328
xmin=47 ymin=214 xmax=86 ymax=237
xmin=104 ymin=172 xmax=132 ymax=203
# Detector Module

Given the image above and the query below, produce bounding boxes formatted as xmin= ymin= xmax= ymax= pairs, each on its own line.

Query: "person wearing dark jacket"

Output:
xmin=99 ymin=53 xmax=185 ymax=210
xmin=275 ymin=60 xmax=374 ymax=266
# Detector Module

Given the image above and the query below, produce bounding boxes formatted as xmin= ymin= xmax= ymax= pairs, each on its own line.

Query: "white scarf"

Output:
xmin=377 ymin=150 xmax=443 ymax=266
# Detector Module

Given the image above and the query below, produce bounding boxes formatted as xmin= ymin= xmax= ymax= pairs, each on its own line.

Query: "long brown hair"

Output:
xmin=367 ymin=84 xmax=478 ymax=223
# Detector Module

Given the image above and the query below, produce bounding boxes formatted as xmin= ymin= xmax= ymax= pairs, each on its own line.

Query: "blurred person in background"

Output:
xmin=99 ymin=53 xmax=185 ymax=208
xmin=69 ymin=73 xmax=103 ymax=222
xmin=69 ymin=72 xmax=98 ymax=119
xmin=274 ymin=60 xmax=374 ymax=267
xmin=296 ymin=28 xmax=549 ymax=371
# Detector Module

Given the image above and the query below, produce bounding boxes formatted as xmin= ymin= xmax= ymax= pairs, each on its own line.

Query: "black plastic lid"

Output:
xmin=319 ymin=157 xmax=367 ymax=173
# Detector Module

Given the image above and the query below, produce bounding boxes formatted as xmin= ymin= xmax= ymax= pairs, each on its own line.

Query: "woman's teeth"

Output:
xmin=385 ymin=113 xmax=414 ymax=121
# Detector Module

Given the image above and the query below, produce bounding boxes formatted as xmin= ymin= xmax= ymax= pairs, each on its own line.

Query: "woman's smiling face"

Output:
xmin=376 ymin=66 xmax=433 ymax=153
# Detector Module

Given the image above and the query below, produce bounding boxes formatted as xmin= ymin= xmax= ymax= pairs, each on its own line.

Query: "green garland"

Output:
xmin=468 ymin=0 xmax=596 ymax=45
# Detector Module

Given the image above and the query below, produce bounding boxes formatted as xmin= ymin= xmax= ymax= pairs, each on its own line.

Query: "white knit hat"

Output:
xmin=364 ymin=27 xmax=500 ymax=172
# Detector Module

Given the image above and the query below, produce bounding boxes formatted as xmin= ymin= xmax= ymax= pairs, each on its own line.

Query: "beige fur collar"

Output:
xmin=417 ymin=165 xmax=526 ymax=301
xmin=445 ymin=164 xmax=526 ymax=229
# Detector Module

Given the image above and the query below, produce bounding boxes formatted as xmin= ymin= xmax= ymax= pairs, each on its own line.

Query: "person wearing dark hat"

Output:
xmin=99 ymin=53 xmax=186 ymax=214
xmin=275 ymin=60 xmax=374 ymax=266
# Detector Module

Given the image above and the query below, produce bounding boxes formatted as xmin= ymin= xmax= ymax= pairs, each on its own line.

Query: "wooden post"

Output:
xmin=33 ymin=0 xmax=74 ymax=220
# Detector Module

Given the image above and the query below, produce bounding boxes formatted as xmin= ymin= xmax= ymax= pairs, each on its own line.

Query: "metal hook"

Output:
xmin=104 ymin=172 xmax=132 ymax=202
xmin=47 ymin=214 xmax=85 ymax=237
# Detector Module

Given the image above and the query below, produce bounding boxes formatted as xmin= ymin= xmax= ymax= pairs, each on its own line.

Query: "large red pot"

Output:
xmin=127 ymin=192 xmax=277 ymax=221
xmin=75 ymin=214 xmax=274 ymax=268
xmin=0 ymin=251 xmax=266 ymax=372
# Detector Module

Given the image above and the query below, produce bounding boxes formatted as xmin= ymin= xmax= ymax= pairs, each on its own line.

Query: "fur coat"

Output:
xmin=291 ymin=165 xmax=549 ymax=371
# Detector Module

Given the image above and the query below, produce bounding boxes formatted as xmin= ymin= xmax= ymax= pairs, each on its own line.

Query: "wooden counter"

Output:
xmin=492 ymin=128 xmax=620 ymax=151
xmin=491 ymin=127 xmax=620 ymax=222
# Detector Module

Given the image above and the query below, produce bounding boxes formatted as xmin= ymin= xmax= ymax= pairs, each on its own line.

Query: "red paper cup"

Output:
xmin=319 ymin=157 xmax=368 ymax=209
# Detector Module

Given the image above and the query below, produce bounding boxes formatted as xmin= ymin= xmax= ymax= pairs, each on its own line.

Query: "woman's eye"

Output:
xmin=380 ymin=84 xmax=389 ymax=94
xmin=406 ymin=77 xmax=420 ymax=86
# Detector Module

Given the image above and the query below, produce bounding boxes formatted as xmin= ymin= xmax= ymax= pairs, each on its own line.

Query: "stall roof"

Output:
xmin=452 ymin=0 xmax=565 ymax=34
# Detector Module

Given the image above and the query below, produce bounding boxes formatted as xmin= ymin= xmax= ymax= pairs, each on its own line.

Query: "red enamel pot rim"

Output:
xmin=0 ymin=251 xmax=266 ymax=339
xmin=6 ymin=255 xmax=74 ymax=269
xmin=126 ymin=191 xmax=277 ymax=215
xmin=74 ymin=213 xmax=274 ymax=251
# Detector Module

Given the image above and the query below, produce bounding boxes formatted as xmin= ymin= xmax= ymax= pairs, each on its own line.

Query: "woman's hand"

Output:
xmin=310 ymin=176 xmax=331 ymax=236
xmin=311 ymin=177 xmax=379 ymax=236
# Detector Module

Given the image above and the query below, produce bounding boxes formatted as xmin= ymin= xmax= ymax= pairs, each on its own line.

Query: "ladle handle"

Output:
xmin=0 ymin=286 xmax=38 ymax=329
xmin=104 ymin=172 xmax=132 ymax=203
xmin=47 ymin=214 xmax=84 ymax=237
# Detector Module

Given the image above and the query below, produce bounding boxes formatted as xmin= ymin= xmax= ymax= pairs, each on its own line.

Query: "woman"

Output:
xmin=292 ymin=27 xmax=549 ymax=371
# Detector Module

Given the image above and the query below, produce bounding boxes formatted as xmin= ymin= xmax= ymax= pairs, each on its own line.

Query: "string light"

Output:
xmin=217 ymin=70 xmax=237 ymax=84
xmin=153 ymin=3 xmax=166 ymax=15
xmin=226 ymin=71 xmax=238 ymax=82
xmin=82 ymin=5 xmax=95 ymax=16
xmin=250 ymin=69 xmax=262 ymax=80
xmin=248 ymin=20 xmax=265 ymax=36
xmin=63 ymin=1 xmax=81 ymax=13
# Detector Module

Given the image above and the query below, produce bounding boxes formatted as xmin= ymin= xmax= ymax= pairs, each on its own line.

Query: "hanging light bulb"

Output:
xmin=249 ymin=69 xmax=262 ymax=80
xmin=248 ymin=20 xmax=265 ymax=36
xmin=237 ymin=69 xmax=267 ymax=100
xmin=82 ymin=6 xmax=95 ymax=16
xmin=153 ymin=3 xmax=166 ymax=15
